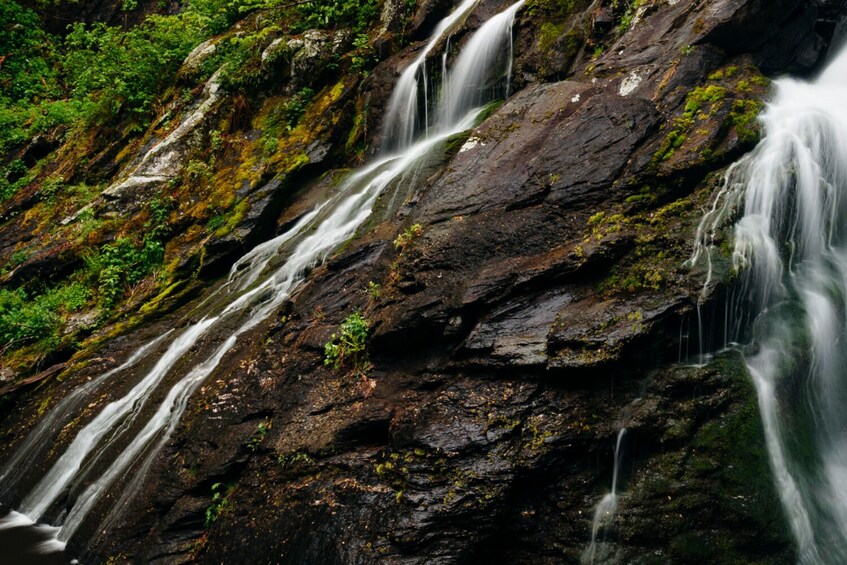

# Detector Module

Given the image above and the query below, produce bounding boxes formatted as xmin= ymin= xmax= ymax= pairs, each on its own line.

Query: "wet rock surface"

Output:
xmin=0 ymin=0 xmax=840 ymax=562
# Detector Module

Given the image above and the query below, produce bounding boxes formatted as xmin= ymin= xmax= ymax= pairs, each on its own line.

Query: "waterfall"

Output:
xmin=690 ymin=43 xmax=847 ymax=564
xmin=381 ymin=0 xmax=524 ymax=150
xmin=439 ymin=1 xmax=522 ymax=125
xmin=582 ymin=397 xmax=639 ymax=564
xmin=381 ymin=0 xmax=478 ymax=151
xmin=0 ymin=0 xmax=525 ymax=556
xmin=583 ymin=428 xmax=627 ymax=564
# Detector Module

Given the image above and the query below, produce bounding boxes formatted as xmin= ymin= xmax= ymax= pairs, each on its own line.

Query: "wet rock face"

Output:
xmin=0 ymin=0 xmax=841 ymax=562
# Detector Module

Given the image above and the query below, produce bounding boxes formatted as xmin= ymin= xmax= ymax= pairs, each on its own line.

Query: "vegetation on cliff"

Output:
xmin=0 ymin=0 xmax=388 ymax=374
xmin=0 ymin=0 xmax=838 ymax=562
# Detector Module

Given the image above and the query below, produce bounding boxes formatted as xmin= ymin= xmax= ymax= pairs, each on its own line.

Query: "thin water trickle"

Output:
xmin=583 ymin=429 xmax=626 ymax=565
xmin=0 ymin=0 xmax=525 ymax=558
xmin=583 ymin=397 xmax=640 ymax=564
xmin=689 ymin=41 xmax=847 ymax=564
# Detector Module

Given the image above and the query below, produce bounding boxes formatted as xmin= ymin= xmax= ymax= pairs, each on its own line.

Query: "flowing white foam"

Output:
xmin=583 ymin=428 xmax=627 ymax=564
xmin=381 ymin=0 xmax=479 ymax=150
xmin=689 ymin=42 xmax=847 ymax=564
xmin=0 ymin=331 xmax=172 ymax=494
xmin=0 ymin=511 xmax=66 ymax=554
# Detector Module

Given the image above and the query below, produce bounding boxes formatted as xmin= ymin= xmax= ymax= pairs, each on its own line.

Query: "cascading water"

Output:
xmin=381 ymin=0 xmax=523 ymax=150
xmin=689 ymin=43 xmax=847 ymax=564
xmin=582 ymin=398 xmax=639 ymax=565
xmin=583 ymin=428 xmax=627 ymax=564
xmin=381 ymin=0 xmax=478 ymax=151
xmin=0 ymin=1 xmax=524 ymax=559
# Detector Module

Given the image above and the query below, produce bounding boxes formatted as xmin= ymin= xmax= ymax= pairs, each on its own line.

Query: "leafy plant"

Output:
xmin=63 ymin=14 xmax=207 ymax=124
xmin=0 ymin=289 xmax=58 ymax=349
xmin=205 ymin=482 xmax=235 ymax=527
xmin=284 ymin=87 xmax=315 ymax=130
xmin=187 ymin=0 xmax=269 ymax=35
xmin=86 ymin=198 xmax=172 ymax=308
xmin=0 ymin=281 xmax=92 ymax=352
xmin=350 ymin=33 xmax=374 ymax=74
xmin=324 ymin=311 xmax=370 ymax=372
xmin=247 ymin=421 xmax=270 ymax=451
xmin=367 ymin=281 xmax=381 ymax=300
xmin=0 ymin=159 xmax=32 ymax=201
xmin=296 ymin=0 xmax=380 ymax=32
xmin=278 ymin=450 xmax=314 ymax=467
xmin=393 ymin=223 xmax=423 ymax=252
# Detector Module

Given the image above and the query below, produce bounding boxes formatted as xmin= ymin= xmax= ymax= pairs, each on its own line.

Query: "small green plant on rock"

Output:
xmin=367 ymin=281 xmax=382 ymax=300
xmin=284 ymin=87 xmax=315 ymax=130
xmin=278 ymin=450 xmax=314 ymax=468
xmin=205 ymin=482 xmax=234 ymax=527
xmin=247 ymin=420 xmax=270 ymax=451
xmin=324 ymin=310 xmax=370 ymax=373
xmin=393 ymin=223 xmax=423 ymax=253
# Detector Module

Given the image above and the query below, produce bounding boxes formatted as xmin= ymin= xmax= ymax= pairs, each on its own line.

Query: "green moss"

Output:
xmin=729 ymin=98 xmax=764 ymax=145
xmin=585 ymin=211 xmax=627 ymax=242
xmin=213 ymin=198 xmax=251 ymax=238
xmin=538 ymin=22 xmax=565 ymax=52
xmin=654 ymin=75 xmax=764 ymax=163
xmin=444 ymin=131 xmax=473 ymax=156
xmin=345 ymin=102 xmax=369 ymax=156
xmin=138 ymin=279 xmax=189 ymax=315
xmin=474 ymin=99 xmax=505 ymax=125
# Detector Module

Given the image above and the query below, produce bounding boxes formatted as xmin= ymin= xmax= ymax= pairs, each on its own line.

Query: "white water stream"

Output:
xmin=690 ymin=42 xmax=847 ymax=564
xmin=0 ymin=0 xmax=524 ymax=556
xmin=583 ymin=428 xmax=627 ymax=564
xmin=582 ymin=396 xmax=640 ymax=564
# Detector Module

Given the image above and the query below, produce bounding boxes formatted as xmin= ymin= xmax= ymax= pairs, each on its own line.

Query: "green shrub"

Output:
xmin=284 ymin=87 xmax=315 ymax=130
xmin=205 ymin=482 xmax=235 ymax=527
xmin=296 ymin=0 xmax=380 ymax=32
xmin=324 ymin=311 xmax=370 ymax=372
xmin=63 ymin=14 xmax=207 ymax=124
xmin=0 ymin=2 xmax=59 ymax=104
xmin=0 ymin=288 xmax=58 ymax=348
xmin=0 ymin=281 xmax=92 ymax=351
xmin=393 ymin=223 xmax=423 ymax=252
xmin=350 ymin=33 xmax=374 ymax=74
xmin=0 ymin=159 xmax=32 ymax=201
xmin=187 ymin=0 xmax=268 ymax=35
xmin=86 ymin=198 xmax=171 ymax=308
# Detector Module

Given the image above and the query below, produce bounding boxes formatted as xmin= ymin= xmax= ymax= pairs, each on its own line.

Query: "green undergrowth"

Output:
xmin=324 ymin=310 xmax=371 ymax=374
xmin=205 ymin=481 xmax=236 ymax=527
xmin=0 ymin=197 xmax=173 ymax=367
xmin=0 ymin=282 xmax=90 ymax=356
xmin=0 ymin=0 xmax=392 ymax=373
xmin=295 ymin=0 xmax=381 ymax=32
xmin=0 ymin=0 xmax=384 ymax=198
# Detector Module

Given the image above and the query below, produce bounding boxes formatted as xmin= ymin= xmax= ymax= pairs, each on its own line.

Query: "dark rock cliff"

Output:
xmin=0 ymin=0 xmax=842 ymax=562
